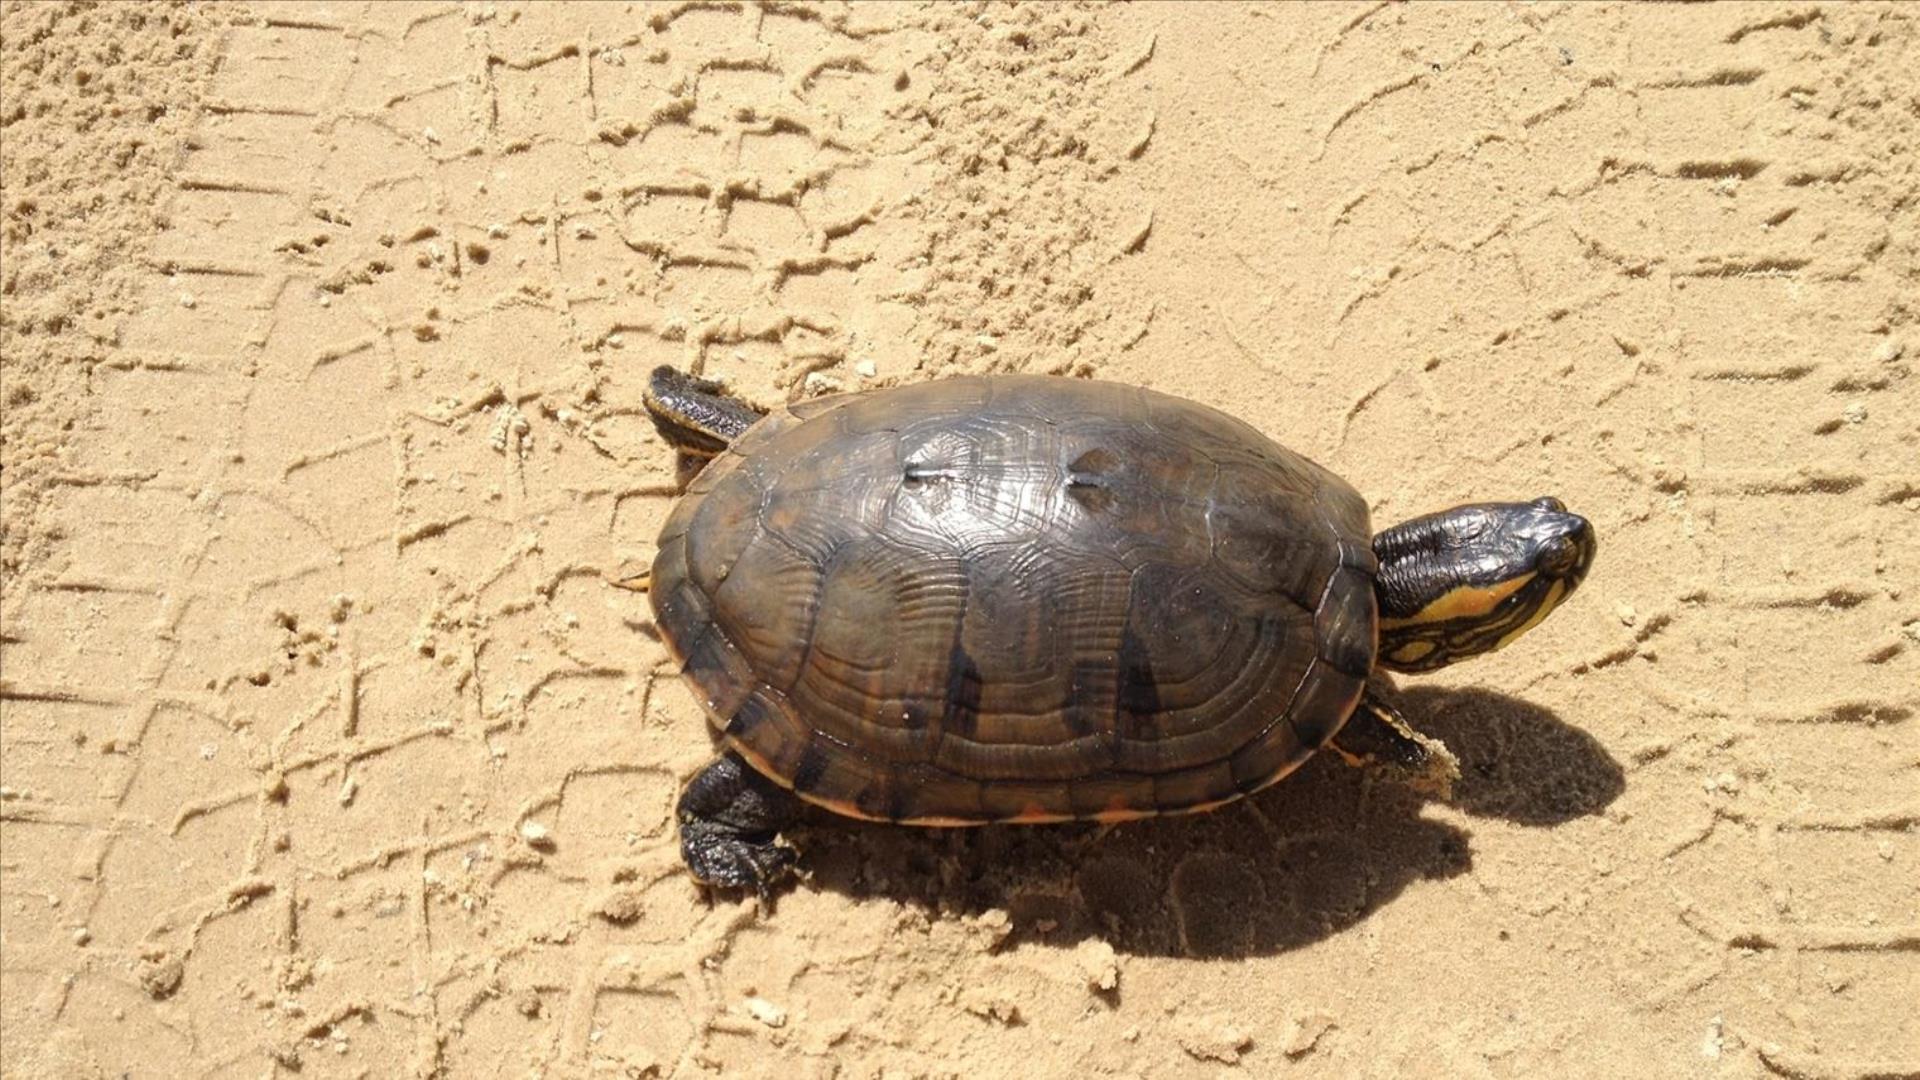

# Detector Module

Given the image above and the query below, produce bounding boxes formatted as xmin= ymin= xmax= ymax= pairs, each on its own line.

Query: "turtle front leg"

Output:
xmin=643 ymin=366 xmax=766 ymax=457
xmin=678 ymin=751 xmax=802 ymax=898
xmin=1328 ymin=692 xmax=1461 ymax=797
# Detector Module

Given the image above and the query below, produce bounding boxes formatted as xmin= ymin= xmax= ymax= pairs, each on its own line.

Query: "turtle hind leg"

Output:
xmin=643 ymin=366 xmax=766 ymax=457
xmin=1329 ymin=692 xmax=1461 ymax=798
xmin=677 ymin=751 xmax=802 ymax=899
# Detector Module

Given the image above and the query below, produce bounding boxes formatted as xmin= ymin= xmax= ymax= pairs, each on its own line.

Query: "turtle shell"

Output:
xmin=651 ymin=376 xmax=1377 ymax=825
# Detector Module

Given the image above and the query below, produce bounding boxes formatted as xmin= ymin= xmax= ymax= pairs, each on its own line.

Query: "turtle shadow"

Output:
xmin=791 ymin=685 xmax=1623 ymax=958
xmin=1395 ymin=684 xmax=1627 ymax=828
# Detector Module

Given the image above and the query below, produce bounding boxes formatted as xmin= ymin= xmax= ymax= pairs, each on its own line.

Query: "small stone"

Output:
xmin=519 ymin=820 xmax=553 ymax=849
xmin=1282 ymin=1010 xmax=1334 ymax=1057
xmin=338 ymin=776 xmax=358 ymax=806
xmin=1177 ymin=1013 xmax=1251 ymax=1064
xmin=72 ymin=927 xmax=92 ymax=946
xmin=961 ymin=993 xmax=1021 ymax=1026
xmin=855 ymin=359 xmax=877 ymax=378
xmin=139 ymin=954 xmax=186 ymax=999
xmin=1616 ymin=603 xmax=1638 ymax=626
xmin=744 ymin=996 xmax=787 ymax=1028
xmin=594 ymin=887 xmax=644 ymax=924
xmin=962 ymin=908 xmax=1013 ymax=952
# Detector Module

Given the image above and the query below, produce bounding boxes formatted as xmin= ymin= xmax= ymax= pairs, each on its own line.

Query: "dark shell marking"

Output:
xmin=653 ymin=376 xmax=1377 ymax=825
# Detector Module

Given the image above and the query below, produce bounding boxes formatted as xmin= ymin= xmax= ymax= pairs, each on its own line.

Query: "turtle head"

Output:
xmin=1372 ymin=497 xmax=1595 ymax=673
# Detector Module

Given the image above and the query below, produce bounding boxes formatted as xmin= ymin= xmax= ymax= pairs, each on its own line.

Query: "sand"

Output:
xmin=2 ymin=1 xmax=1916 ymax=1076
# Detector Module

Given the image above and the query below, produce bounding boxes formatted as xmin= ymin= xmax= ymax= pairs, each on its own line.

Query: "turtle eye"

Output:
xmin=1533 ymin=496 xmax=1567 ymax=512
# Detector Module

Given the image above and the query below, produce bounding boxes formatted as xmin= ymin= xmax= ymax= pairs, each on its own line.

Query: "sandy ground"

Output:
xmin=2 ymin=1 xmax=1917 ymax=1076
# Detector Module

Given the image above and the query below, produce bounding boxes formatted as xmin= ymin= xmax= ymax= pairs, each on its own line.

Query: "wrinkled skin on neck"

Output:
xmin=1373 ymin=497 xmax=1596 ymax=673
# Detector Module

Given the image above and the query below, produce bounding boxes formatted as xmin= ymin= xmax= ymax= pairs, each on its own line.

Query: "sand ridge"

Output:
xmin=1 ymin=2 xmax=1916 ymax=1077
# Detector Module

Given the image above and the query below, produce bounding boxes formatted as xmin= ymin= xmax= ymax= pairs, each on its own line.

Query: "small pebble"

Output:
xmin=1177 ymin=1013 xmax=1252 ymax=1064
xmin=744 ymin=996 xmax=787 ymax=1028
xmin=1283 ymin=1010 xmax=1335 ymax=1058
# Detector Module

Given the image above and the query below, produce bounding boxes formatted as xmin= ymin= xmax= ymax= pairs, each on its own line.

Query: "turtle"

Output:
xmin=638 ymin=366 xmax=1596 ymax=894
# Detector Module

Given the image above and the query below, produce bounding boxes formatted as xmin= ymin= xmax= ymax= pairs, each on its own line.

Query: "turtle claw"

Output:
xmin=611 ymin=568 xmax=651 ymax=593
xmin=1331 ymin=692 xmax=1461 ymax=799
xmin=677 ymin=752 xmax=803 ymax=902
xmin=682 ymin=831 xmax=798 ymax=900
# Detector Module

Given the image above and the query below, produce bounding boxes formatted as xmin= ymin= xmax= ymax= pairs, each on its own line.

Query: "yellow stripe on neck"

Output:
xmin=1380 ymin=572 xmax=1537 ymax=630
xmin=1493 ymin=579 xmax=1564 ymax=652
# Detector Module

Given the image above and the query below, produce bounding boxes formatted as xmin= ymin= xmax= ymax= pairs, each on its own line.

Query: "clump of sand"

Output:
xmin=2 ymin=1 xmax=235 ymax=575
